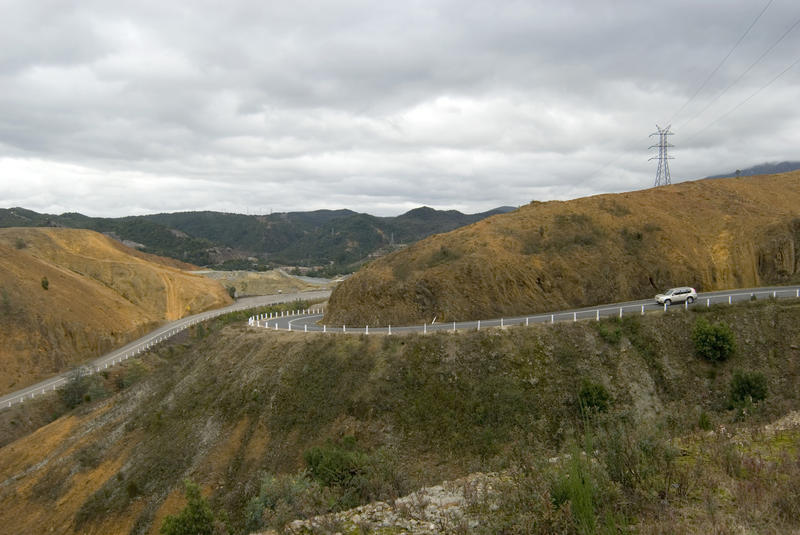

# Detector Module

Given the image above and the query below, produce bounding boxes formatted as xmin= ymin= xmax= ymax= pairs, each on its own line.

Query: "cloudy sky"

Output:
xmin=1 ymin=0 xmax=798 ymax=217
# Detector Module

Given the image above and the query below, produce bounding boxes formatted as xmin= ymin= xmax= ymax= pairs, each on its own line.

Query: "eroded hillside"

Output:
xmin=0 ymin=227 xmax=232 ymax=395
xmin=325 ymin=172 xmax=800 ymax=326
xmin=1 ymin=300 xmax=799 ymax=534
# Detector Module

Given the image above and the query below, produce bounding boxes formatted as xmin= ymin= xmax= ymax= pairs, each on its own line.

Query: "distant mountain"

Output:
xmin=0 ymin=205 xmax=513 ymax=273
xmin=706 ymin=161 xmax=800 ymax=179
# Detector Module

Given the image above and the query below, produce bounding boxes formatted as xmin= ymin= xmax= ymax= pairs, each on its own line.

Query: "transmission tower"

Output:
xmin=649 ymin=124 xmax=675 ymax=186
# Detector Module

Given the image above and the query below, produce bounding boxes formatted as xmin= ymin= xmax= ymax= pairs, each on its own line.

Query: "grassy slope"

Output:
xmin=1 ymin=299 xmax=798 ymax=534
xmin=325 ymin=172 xmax=800 ymax=326
xmin=0 ymin=227 xmax=232 ymax=395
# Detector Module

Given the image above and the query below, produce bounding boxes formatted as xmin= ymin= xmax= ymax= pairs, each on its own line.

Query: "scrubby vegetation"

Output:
xmin=2 ymin=298 xmax=800 ymax=534
xmin=692 ymin=317 xmax=736 ymax=362
xmin=160 ymin=480 xmax=216 ymax=535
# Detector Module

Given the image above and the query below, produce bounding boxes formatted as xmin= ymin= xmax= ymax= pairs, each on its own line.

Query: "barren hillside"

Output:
xmin=0 ymin=227 xmax=232 ymax=395
xmin=325 ymin=172 xmax=800 ymax=326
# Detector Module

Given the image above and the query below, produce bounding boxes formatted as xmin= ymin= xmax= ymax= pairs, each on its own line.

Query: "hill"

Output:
xmin=324 ymin=172 xmax=800 ymax=326
xmin=1 ymin=299 xmax=799 ymax=533
xmin=0 ymin=227 xmax=232 ymax=395
xmin=0 ymin=206 xmax=514 ymax=273
xmin=706 ymin=161 xmax=800 ymax=179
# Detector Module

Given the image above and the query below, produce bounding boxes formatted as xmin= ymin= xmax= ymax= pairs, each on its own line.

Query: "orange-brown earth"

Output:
xmin=0 ymin=227 xmax=232 ymax=395
xmin=325 ymin=172 xmax=800 ymax=326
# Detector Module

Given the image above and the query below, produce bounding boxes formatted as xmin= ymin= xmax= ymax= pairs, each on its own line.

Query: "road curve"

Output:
xmin=251 ymin=285 xmax=800 ymax=335
xmin=0 ymin=290 xmax=331 ymax=410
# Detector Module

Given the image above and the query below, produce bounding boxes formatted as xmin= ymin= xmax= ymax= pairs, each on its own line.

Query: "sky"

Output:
xmin=1 ymin=0 xmax=798 ymax=217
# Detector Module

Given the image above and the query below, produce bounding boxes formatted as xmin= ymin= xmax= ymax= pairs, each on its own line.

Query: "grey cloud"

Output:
xmin=1 ymin=0 xmax=799 ymax=217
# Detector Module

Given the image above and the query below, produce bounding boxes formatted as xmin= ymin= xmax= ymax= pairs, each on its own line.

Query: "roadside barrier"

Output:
xmin=249 ymin=286 xmax=800 ymax=336
xmin=2 ymin=297 xmax=326 ymax=410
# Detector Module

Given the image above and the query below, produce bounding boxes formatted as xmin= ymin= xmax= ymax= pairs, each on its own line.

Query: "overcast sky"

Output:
xmin=1 ymin=0 xmax=798 ymax=217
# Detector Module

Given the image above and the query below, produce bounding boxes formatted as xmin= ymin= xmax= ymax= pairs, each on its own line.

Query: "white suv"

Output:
xmin=655 ymin=287 xmax=697 ymax=305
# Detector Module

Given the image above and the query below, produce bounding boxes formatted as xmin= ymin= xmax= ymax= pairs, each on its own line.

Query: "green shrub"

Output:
xmin=578 ymin=380 xmax=611 ymax=413
xmin=14 ymin=237 xmax=25 ymax=249
xmin=692 ymin=318 xmax=736 ymax=362
xmin=59 ymin=368 xmax=91 ymax=409
xmin=595 ymin=321 xmax=622 ymax=345
xmin=41 ymin=276 xmax=49 ymax=290
xmin=245 ymin=472 xmax=325 ymax=532
xmin=730 ymin=371 xmax=768 ymax=404
xmin=160 ymin=480 xmax=215 ymax=535
xmin=304 ymin=436 xmax=365 ymax=488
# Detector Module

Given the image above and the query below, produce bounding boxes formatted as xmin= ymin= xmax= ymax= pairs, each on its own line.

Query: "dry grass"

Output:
xmin=0 ymin=227 xmax=232 ymax=395
xmin=326 ymin=172 xmax=800 ymax=326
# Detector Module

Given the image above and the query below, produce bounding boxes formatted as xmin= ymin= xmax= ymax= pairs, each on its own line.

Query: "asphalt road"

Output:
xmin=252 ymin=285 xmax=800 ymax=335
xmin=5 ymin=284 xmax=800 ymax=410
xmin=0 ymin=290 xmax=331 ymax=410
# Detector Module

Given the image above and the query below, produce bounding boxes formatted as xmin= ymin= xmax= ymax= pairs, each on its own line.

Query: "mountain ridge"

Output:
xmin=0 ymin=205 xmax=515 ymax=272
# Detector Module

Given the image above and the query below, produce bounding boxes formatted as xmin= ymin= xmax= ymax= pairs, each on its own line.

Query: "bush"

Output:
xmin=245 ymin=472 xmax=325 ymax=532
xmin=578 ymin=380 xmax=611 ymax=413
xmin=41 ymin=276 xmax=49 ymax=290
xmin=692 ymin=318 xmax=736 ymax=362
xmin=595 ymin=321 xmax=622 ymax=345
xmin=304 ymin=436 xmax=365 ymax=488
xmin=59 ymin=368 xmax=91 ymax=409
xmin=730 ymin=371 xmax=768 ymax=404
xmin=160 ymin=480 xmax=215 ymax=535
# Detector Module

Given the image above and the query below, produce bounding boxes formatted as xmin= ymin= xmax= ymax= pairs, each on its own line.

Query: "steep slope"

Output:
xmin=1 ymin=300 xmax=799 ymax=534
xmin=325 ymin=172 xmax=800 ymax=326
xmin=0 ymin=228 xmax=231 ymax=395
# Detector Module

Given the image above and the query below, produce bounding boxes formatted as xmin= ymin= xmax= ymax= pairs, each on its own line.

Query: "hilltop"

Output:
xmin=0 ymin=227 xmax=231 ymax=395
xmin=0 ymin=206 xmax=514 ymax=273
xmin=325 ymin=172 xmax=800 ymax=326
xmin=0 ymin=299 xmax=799 ymax=533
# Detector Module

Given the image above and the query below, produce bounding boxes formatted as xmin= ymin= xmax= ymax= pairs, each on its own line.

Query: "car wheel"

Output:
xmin=664 ymin=299 xmax=671 ymax=306
xmin=687 ymin=296 xmax=694 ymax=304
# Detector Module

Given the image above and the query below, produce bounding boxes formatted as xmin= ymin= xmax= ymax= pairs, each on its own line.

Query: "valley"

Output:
xmin=1 ymin=173 xmax=800 ymax=534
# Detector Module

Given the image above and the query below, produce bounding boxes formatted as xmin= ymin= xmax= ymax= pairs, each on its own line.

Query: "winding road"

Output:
xmin=0 ymin=290 xmax=330 ymax=410
xmin=252 ymin=285 xmax=800 ymax=334
xmin=4 ymin=284 xmax=800 ymax=411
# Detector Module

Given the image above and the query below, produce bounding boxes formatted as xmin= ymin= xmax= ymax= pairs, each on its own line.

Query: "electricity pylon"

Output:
xmin=649 ymin=125 xmax=674 ymax=187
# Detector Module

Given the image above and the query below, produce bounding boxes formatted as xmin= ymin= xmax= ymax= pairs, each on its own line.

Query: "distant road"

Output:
xmin=0 ymin=290 xmax=331 ymax=410
xmin=252 ymin=285 xmax=800 ymax=335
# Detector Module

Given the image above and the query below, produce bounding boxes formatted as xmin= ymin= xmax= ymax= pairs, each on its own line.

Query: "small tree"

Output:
xmin=730 ymin=371 xmax=768 ymax=404
xmin=41 ymin=277 xmax=49 ymax=290
xmin=160 ymin=480 xmax=215 ymax=535
xmin=692 ymin=318 xmax=736 ymax=362
xmin=59 ymin=368 xmax=90 ymax=409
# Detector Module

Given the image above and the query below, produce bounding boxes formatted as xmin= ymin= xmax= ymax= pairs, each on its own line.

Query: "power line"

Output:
xmin=669 ymin=0 xmax=774 ymax=125
xmin=685 ymin=52 xmax=800 ymax=144
xmin=677 ymin=13 xmax=800 ymax=133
